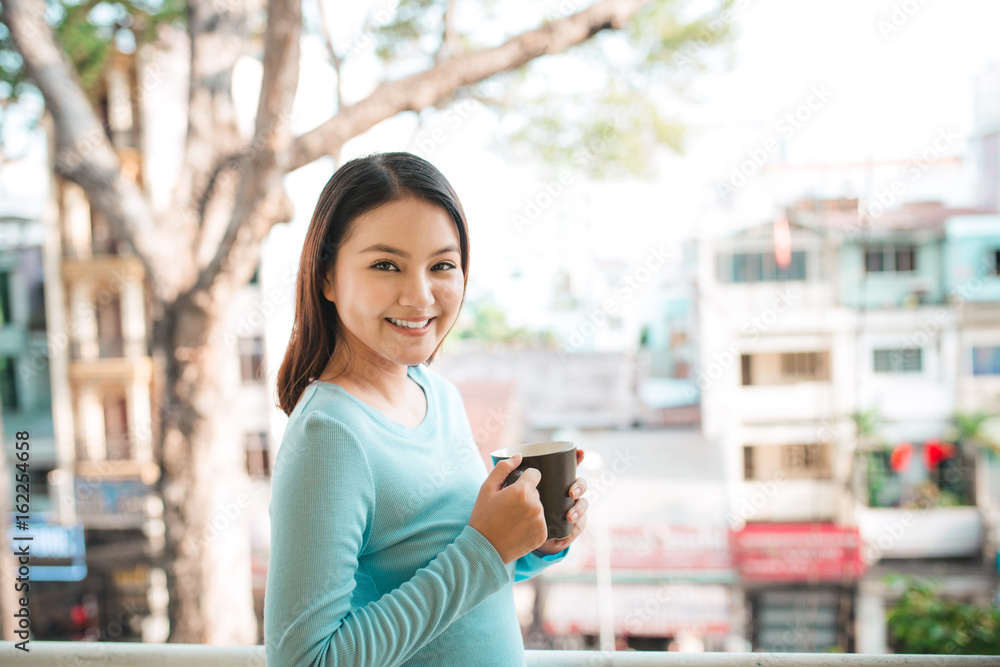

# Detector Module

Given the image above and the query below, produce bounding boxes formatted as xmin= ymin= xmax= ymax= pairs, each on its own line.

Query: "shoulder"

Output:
xmin=286 ymin=382 xmax=370 ymax=435
xmin=276 ymin=385 xmax=369 ymax=472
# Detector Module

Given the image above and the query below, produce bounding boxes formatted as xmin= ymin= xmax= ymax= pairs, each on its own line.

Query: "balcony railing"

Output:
xmin=1 ymin=643 xmax=996 ymax=666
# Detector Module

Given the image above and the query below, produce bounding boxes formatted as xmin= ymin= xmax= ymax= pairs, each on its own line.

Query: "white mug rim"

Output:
xmin=491 ymin=440 xmax=575 ymax=459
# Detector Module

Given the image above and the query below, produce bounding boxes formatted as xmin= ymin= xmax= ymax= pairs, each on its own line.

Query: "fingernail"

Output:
xmin=569 ymin=511 xmax=579 ymax=521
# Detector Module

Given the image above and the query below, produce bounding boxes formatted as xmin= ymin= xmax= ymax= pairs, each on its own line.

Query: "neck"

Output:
xmin=319 ymin=344 xmax=412 ymax=404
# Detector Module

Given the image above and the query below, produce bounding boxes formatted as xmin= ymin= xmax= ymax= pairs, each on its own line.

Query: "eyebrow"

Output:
xmin=359 ymin=243 xmax=459 ymax=259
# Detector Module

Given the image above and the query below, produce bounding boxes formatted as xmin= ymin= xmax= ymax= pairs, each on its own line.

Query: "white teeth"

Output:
xmin=388 ymin=318 xmax=430 ymax=329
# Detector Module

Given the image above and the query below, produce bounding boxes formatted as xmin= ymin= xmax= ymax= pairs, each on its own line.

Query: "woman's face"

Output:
xmin=323 ymin=195 xmax=465 ymax=370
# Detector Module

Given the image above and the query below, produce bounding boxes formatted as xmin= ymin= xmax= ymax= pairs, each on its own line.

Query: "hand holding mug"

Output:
xmin=532 ymin=448 xmax=587 ymax=556
xmin=469 ymin=453 xmax=548 ymax=564
xmin=490 ymin=441 xmax=584 ymax=552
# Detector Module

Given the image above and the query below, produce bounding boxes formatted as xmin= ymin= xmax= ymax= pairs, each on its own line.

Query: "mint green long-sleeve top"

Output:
xmin=264 ymin=363 xmax=567 ymax=666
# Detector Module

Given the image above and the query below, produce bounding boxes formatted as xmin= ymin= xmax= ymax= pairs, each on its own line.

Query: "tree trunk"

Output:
xmin=155 ymin=295 xmax=257 ymax=644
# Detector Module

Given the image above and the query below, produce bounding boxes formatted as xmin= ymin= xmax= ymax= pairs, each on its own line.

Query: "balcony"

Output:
xmin=855 ymin=505 xmax=983 ymax=559
xmin=2 ymin=643 xmax=999 ymax=665
xmin=854 ymin=444 xmax=984 ymax=559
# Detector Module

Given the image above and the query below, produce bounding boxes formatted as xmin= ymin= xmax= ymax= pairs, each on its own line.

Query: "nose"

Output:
xmin=398 ymin=270 xmax=434 ymax=310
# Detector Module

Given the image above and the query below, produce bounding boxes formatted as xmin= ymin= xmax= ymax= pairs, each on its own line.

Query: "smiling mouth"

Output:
xmin=385 ymin=317 xmax=435 ymax=330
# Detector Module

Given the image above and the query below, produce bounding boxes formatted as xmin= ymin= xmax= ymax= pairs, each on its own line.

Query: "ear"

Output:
xmin=321 ymin=268 xmax=336 ymax=303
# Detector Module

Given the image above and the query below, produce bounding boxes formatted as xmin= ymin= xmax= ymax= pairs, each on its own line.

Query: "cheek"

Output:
xmin=438 ymin=276 xmax=465 ymax=305
xmin=342 ymin=277 xmax=392 ymax=309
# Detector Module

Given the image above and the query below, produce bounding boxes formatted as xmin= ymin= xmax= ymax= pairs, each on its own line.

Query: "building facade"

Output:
xmin=697 ymin=196 xmax=1000 ymax=652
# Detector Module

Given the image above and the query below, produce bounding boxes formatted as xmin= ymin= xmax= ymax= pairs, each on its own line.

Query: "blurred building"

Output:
xmin=0 ymin=213 xmax=58 ymax=511
xmin=696 ymin=196 xmax=1000 ymax=652
xmin=223 ymin=267 xmax=276 ymax=643
xmin=698 ymin=199 xmax=861 ymax=651
xmin=0 ymin=210 xmax=96 ymax=641
xmin=42 ymin=49 xmax=167 ymax=642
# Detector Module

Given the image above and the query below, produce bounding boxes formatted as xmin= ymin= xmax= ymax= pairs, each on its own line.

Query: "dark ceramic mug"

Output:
xmin=490 ymin=440 xmax=577 ymax=540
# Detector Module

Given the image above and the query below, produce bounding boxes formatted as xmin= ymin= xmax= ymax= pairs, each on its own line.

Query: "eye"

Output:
xmin=434 ymin=262 xmax=458 ymax=271
xmin=371 ymin=260 xmax=398 ymax=271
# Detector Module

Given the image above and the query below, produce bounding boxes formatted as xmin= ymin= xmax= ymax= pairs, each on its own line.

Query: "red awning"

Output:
xmin=731 ymin=523 xmax=867 ymax=583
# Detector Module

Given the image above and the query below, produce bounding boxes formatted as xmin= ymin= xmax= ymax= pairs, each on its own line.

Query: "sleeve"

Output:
xmin=264 ymin=410 xmax=512 ymax=667
xmin=438 ymin=376 xmax=573 ymax=585
xmin=514 ymin=546 xmax=570 ymax=583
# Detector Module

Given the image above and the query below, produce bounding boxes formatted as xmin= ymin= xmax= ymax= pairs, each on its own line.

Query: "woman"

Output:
xmin=265 ymin=152 xmax=589 ymax=666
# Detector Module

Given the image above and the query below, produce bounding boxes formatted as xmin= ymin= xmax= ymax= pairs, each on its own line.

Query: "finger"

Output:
xmin=569 ymin=477 xmax=588 ymax=499
xmin=553 ymin=520 xmax=584 ymax=549
xmin=576 ymin=449 xmax=585 ymax=466
xmin=567 ymin=497 xmax=589 ymax=522
xmin=515 ymin=466 xmax=542 ymax=488
xmin=487 ymin=453 xmax=521 ymax=490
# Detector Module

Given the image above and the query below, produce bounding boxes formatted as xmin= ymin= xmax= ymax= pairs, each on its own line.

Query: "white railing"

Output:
xmin=1 ymin=642 xmax=997 ymax=666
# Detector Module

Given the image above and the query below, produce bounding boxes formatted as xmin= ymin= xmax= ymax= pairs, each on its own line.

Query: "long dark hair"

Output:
xmin=276 ymin=152 xmax=471 ymax=416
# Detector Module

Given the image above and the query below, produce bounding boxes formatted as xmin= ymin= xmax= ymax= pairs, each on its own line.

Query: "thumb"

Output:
xmin=487 ymin=453 xmax=522 ymax=492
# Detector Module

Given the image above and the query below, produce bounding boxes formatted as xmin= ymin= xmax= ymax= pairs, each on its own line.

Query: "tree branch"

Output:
xmin=188 ymin=0 xmax=301 ymax=304
xmin=1 ymin=0 xmax=175 ymax=297
xmin=315 ymin=0 xmax=344 ymax=111
xmin=171 ymin=0 xmax=251 ymax=258
xmin=288 ymin=0 xmax=648 ymax=172
xmin=434 ymin=0 xmax=461 ymax=64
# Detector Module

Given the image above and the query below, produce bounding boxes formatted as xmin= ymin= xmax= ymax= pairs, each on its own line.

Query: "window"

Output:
xmin=780 ymin=352 xmax=827 ymax=380
xmin=0 ymin=272 xmax=11 ymax=327
xmin=864 ymin=244 xmax=917 ymax=273
xmin=895 ymin=246 xmax=915 ymax=272
xmin=28 ymin=281 xmax=46 ymax=331
xmin=865 ymin=248 xmax=883 ymax=272
xmin=743 ymin=443 xmax=832 ymax=480
xmin=741 ymin=352 xmax=829 ymax=385
xmin=729 ymin=251 xmax=806 ymax=282
xmin=239 ymin=336 xmax=266 ymax=383
xmin=245 ymin=432 xmax=270 ymax=477
xmin=873 ymin=348 xmax=922 ymax=373
xmin=0 ymin=356 xmax=18 ymax=410
xmin=103 ymin=392 xmax=131 ymax=460
xmin=972 ymin=346 xmax=1000 ymax=375
xmin=784 ymin=443 xmax=830 ymax=478
xmin=97 ymin=296 xmax=124 ymax=358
